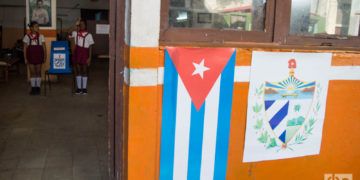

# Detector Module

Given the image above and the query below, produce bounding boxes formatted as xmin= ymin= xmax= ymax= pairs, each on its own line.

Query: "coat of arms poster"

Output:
xmin=243 ymin=51 xmax=332 ymax=162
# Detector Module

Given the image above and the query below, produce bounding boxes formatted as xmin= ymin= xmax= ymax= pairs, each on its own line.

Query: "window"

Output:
xmin=160 ymin=0 xmax=275 ymax=43
xmin=161 ymin=0 xmax=360 ymax=48
xmin=275 ymin=0 xmax=360 ymax=47
xmin=168 ymin=0 xmax=266 ymax=31
xmin=290 ymin=0 xmax=360 ymax=37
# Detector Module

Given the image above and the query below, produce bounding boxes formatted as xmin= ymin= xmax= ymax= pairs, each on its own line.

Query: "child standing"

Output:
xmin=69 ymin=19 xmax=94 ymax=95
xmin=23 ymin=21 xmax=46 ymax=95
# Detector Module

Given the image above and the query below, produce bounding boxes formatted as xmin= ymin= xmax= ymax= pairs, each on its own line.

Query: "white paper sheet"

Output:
xmin=243 ymin=51 xmax=332 ymax=162
xmin=96 ymin=24 xmax=110 ymax=34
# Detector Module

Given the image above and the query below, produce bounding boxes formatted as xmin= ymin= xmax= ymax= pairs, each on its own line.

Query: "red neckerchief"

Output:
xmin=28 ymin=32 xmax=39 ymax=40
xmin=76 ymin=30 xmax=89 ymax=47
xmin=77 ymin=30 xmax=88 ymax=38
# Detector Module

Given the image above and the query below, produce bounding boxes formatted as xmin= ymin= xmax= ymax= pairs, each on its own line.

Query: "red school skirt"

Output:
xmin=26 ymin=45 xmax=44 ymax=65
xmin=72 ymin=46 xmax=89 ymax=65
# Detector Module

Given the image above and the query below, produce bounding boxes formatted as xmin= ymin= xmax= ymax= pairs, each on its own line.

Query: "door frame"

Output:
xmin=109 ymin=0 xmax=125 ymax=179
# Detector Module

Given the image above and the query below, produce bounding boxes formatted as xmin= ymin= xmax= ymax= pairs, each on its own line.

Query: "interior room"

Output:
xmin=0 ymin=0 xmax=110 ymax=179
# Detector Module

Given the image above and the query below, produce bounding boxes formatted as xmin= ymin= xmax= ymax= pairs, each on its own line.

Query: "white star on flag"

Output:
xmin=192 ymin=59 xmax=210 ymax=79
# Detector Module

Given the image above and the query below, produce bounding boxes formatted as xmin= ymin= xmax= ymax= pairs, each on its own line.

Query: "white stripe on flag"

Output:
xmin=266 ymin=100 xmax=288 ymax=122
xmin=173 ymin=76 xmax=192 ymax=180
xmin=200 ymin=76 xmax=221 ymax=180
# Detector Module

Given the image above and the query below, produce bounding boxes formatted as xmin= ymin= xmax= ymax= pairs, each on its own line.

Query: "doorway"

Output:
xmin=0 ymin=0 xmax=125 ymax=179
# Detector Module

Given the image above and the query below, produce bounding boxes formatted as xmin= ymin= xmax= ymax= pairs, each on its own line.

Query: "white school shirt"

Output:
xmin=23 ymin=33 xmax=45 ymax=46
xmin=70 ymin=31 xmax=95 ymax=48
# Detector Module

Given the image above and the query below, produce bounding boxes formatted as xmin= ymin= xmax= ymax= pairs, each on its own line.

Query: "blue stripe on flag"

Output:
xmin=269 ymin=101 xmax=289 ymax=129
xmin=160 ymin=50 xmax=179 ymax=180
xmin=187 ymin=103 xmax=206 ymax=180
xmin=265 ymin=100 xmax=275 ymax=110
xmin=213 ymin=51 xmax=236 ymax=180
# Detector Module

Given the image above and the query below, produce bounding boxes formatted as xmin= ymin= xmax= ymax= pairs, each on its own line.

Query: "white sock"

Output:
xmin=30 ymin=78 xmax=36 ymax=87
xmin=36 ymin=77 xmax=41 ymax=87
xmin=76 ymin=76 xmax=82 ymax=89
xmin=82 ymin=76 xmax=88 ymax=89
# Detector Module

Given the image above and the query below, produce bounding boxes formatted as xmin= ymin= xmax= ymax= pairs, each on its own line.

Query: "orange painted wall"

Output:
xmin=125 ymin=47 xmax=360 ymax=180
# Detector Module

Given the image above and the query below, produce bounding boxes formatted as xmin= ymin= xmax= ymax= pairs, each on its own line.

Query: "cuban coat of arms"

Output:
xmin=243 ymin=52 xmax=331 ymax=162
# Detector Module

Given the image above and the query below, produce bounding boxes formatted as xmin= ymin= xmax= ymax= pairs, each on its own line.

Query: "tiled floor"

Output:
xmin=0 ymin=59 xmax=109 ymax=180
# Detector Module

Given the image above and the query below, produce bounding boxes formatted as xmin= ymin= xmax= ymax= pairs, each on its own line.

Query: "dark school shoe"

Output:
xmin=75 ymin=89 xmax=82 ymax=95
xmin=81 ymin=89 xmax=88 ymax=95
xmin=37 ymin=87 xmax=41 ymax=95
xmin=29 ymin=87 xmax=36 ymax=95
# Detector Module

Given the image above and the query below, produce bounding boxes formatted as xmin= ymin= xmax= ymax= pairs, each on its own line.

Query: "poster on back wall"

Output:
xmin=243 ymin=51 xmax=332 ymax=162
xmin=160 ymin=47 xmax=235 ymax=180
xmin=26 ymin=0 xmax=56 ymax=29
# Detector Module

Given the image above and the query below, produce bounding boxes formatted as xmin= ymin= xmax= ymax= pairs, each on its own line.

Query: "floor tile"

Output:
xmin=0 ymin=158 xmax=19 ymax=170
xmin=45 ymin=155 xmax=73 ymax=168
xmin=13 ymin=168 xmax=43 ymax=180
xmin=42 ymin=167 xmax=73 ymax=180
xmin=73 ymin=175 xmax=102 ymax=180
xmin=18 ymin=155 xmax=47 ymax=169
xmin=73 ymin=165 xmax=101 ymax=177
xmin=0 ymin=61 xmax=109 ymax=179
xmin=0 ymin=169 xmax=14 ymax=180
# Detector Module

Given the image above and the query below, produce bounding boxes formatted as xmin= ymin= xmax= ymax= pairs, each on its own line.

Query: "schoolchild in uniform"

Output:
xmin=23 ymin=21 xmax=46 ymax=95
xmin=69 ymin=19 xmax=94 ymax=95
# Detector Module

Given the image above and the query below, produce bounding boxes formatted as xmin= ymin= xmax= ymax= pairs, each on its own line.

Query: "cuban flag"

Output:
xmin=160 ymin=47 xmax=236 ymax=180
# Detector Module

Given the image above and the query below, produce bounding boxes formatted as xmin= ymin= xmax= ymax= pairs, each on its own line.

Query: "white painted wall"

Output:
xmin=130 ymin=0 xmax=161 ymax=47
xmin=325 ymin=0 xmax=338 ymax=34
xmin=0 ymin=0 xmax=109 ymax=9
xmin=0 ymin=0 xmax=109 ymax=30
xmin=0 ymin=0 xmax=25 ymax=6
xmin=57 ymin=0 xmax=109 ymax=9
xmin=0 ymin=7 xmax=26 ymax=28
xmin=348 ymin=0 xmax=360 ymax=36
xmin=57 ymin=8 xmax=81 ymax=29
xmin=124 ymin=0 xmax=131 ymax=45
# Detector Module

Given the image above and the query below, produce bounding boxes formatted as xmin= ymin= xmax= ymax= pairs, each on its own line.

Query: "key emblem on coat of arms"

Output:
xmin=253 ymin=59 xmax=323 ymax=150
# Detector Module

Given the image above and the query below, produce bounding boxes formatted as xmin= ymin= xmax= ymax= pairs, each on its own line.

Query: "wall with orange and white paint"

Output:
xmin=124 ymin=48 xmax=360 ymax=180
xmin=124 ymin=1 xmax=360 ymax=179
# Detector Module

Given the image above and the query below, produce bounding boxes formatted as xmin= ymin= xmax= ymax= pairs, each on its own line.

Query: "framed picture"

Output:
xmin=197 ymin=13 xmax=212 ymax=23
xmin=26 ymin=0 xmax=56 ymax=29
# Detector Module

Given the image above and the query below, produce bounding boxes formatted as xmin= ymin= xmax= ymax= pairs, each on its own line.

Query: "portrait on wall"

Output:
xmin=27 ymin=0 xmax=52 ymax=27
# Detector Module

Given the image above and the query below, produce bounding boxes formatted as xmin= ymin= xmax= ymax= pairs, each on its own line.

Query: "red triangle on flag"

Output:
xmin=166 ymin=47 xmax=235 ymax=110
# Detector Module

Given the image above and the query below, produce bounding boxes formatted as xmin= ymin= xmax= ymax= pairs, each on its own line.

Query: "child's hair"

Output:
xmin=37 ymin=0 xmax=43 ymax=4
xmin=28 ymin=21 xmax=39 ymax=28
